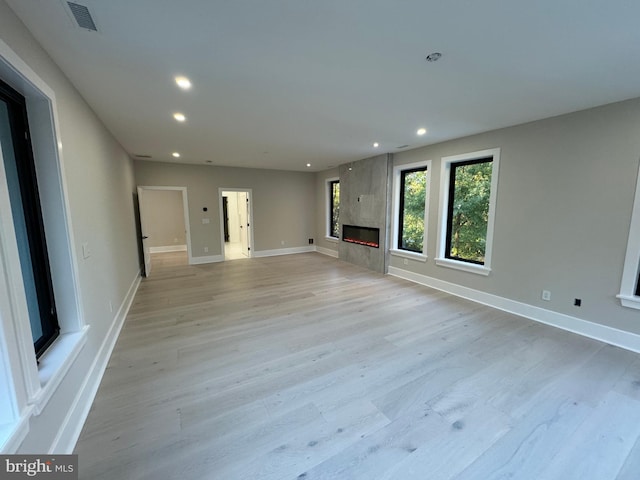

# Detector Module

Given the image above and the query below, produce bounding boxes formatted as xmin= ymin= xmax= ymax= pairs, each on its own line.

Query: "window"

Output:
xmin=328 ymin=179 xmax=340 ymax=238
xmin=437 ymin=148 xmax=500 ymax=275
xmin=0 ymin=78 xmax=59 ymax=358
xmin=618 ymin=162 xmax=640 ymax=309
xmin=392 ymin=161 xmax=430 ymax=258
xmin=0 ymin=37 xmax=86 ymax=450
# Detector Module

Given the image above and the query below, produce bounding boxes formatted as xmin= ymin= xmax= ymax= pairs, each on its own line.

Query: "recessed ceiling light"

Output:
xmin=173 ymin=112 xmax=186 ymax=122
xmin=172 ymin=152 xmax=180 ymax=158
xmin=373 ymin=142 xmax=379 ymax=148
xmin=175 ymin=76 xmax=192 ymax=90
xmin=426 ymin=52 xmax=442 ymax=62
xmin=306 ymin=163 xmax=311 ymax=167
xmin=417 ymin=128 xmax=427 ymax=136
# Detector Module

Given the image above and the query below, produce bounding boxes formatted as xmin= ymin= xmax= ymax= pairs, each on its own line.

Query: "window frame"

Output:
xmin=436 ymin=148 xmax=500 ymax=275
xmin=391 ymin=160 xmax=430 ymax=261
xmin=0 ymin=38 xmax=87 ymax=450
xmin=618 ymin=161 xmax=640 ymax=309
xmin=326 ymin=178 xmax=340 ymax=240
xmin=0 ymin=78 xmax=60 ymax=358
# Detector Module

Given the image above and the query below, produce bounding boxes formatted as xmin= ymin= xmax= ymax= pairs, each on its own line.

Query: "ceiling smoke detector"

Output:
xmin=426 ymin=52 xmax=442 ymax=62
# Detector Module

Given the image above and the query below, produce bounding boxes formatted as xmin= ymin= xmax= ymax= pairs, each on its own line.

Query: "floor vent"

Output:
xmin=67 ymin=2 xmax=97 ymax=31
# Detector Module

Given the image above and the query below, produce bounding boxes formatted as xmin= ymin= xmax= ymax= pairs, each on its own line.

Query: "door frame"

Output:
xmin=137 ymin=186 xmax=192 ymax=275
xmin=219 ymin=188 xmax=254 ymax=259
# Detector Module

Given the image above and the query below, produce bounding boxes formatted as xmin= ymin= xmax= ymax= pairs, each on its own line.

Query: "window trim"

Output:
xmin=618 ymin=161 xmax=640 ymax=309
xmin=436 ymin=148 xmax=500 ymax=275
xmin=0 ymin=78 xmax=60 ymax=358
xmin=0 ymin=38 xmax=87 ymax=449
xmin=326 ymin=177 xmax=339 ymax=240
xmin=390 ymin=160 xmax=430 ymax=260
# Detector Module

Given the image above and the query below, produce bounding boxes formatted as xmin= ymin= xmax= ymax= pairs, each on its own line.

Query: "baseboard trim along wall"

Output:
xmin=149 ymin=245 xmax=187 ymax=253
xmin=189 ymin=254 xmax=224 ymax=265
xmin=388 ymin=266 xmax=640 ymax=354
xmin=315 ymin=246 xmax=339 ymax=258
xmin=253 ymin=246 xmax=315 ymax=258
xmin=50 ymin=270 xmax=142 ymax=453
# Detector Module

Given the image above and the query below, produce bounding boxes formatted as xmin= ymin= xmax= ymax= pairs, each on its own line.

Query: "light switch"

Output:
xmin=202 ymin=218 xmax=210 ymax=224
xmin=82 ymin=242 xmax=91 ymax=259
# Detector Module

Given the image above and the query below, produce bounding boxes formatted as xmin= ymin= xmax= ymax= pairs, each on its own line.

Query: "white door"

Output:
xmin=238 ymin=192 xmax=249 ymax=256
xmin=137 ymin=186 xmax=152 ymax=277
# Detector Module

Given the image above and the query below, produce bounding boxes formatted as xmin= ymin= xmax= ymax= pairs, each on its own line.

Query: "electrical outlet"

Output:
xmin=574 ymin=298 xmax=582 ymax=307
xmin=109 ymin=301 xmax=113 ymax=313
xmin=542 ymin=290 xmax=551 ymax=301
xmin=403 ymin=258 xmax=409 ymax=265
xmin=204 ymin=247 xmax=209 ymax=253
xmin=308 ymin=238 xmax=314 ymax=244
xmin=281 ymin=240 xmax=285 ymax=246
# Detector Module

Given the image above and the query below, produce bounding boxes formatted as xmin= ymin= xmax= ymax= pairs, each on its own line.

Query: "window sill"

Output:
xmin=324 ymin=236 xmax=339 ymax=244
xmin=617 ymin=294 xmax=640 ymax=310
xmin=32 ymin=326 xmax=89 ymax=415
xmin=435 ymin=257 xmax=491 ymax=276
xmin=390 ymin=249 xmax=428 ymax=262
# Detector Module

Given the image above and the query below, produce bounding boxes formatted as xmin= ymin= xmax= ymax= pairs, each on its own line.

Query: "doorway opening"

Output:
xmin=220 ymin=189 xmax=253 ymax=261
xmin=137 ymin=186 xmax=191 ymax=276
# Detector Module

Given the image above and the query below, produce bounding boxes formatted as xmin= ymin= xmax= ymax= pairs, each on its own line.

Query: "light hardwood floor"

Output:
xmin=75 ymin=252 xmax=640 ymax=479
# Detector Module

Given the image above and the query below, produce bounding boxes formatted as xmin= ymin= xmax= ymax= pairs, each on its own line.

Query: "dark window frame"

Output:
xmin=0 ymin=78 xmax=59 ymax=358
xmin=328 ymin=179 xmax=339 ymax=238
xmin=445 ymin=156 xmax=493 ymax=265
xmin=397 ymin=166 xmax=427 ymax=253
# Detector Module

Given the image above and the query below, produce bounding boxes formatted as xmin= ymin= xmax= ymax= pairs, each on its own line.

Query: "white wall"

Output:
xmin=141 ymin=189 xmax=186 ymax=248
xmin=0 ymin=0 xmax=140 ymax=453
xmin=134 ymin=161 xmax=316 ymax=258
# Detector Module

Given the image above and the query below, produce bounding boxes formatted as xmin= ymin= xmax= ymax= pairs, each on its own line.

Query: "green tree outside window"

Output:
xmin=446 ymin=159 xmax=493 ymax=264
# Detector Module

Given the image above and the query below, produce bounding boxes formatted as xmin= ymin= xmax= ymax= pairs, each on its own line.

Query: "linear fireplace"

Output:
xmin=342 ymin=224 xmax=380 ymax=248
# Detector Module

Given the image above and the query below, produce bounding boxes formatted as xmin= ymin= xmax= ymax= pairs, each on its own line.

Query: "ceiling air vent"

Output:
xmin=67 ymin=2 xmax=97 ymax=31
xmin=134 ymin=154 xmax=153 ymax=159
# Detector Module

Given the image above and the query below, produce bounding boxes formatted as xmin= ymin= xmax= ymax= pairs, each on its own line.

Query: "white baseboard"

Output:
xmin=253 ymin=246 xmax=315 ymax=258
xmin=149 ymin=245 xmax=187 ymax=253
xmin=49 ymin=270 xmax=142 ymax=453
xmin=388 ymin=266 xmax=640 ymax=354
xmin=315 ymin=246 xmax=339 ymax=258
xmin=189 ymin=254 xmax=224 ymax=265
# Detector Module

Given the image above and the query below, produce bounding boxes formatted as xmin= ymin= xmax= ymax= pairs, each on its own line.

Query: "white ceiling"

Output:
xmin=7 ymin=0 xmax=640 ymax=171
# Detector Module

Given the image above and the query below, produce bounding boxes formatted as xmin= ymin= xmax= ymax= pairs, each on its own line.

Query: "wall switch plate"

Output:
xmin=202 ymin=218 xmax=210 ymax=224
xmin=542 ymin=290 xmax=551 ymax=301
xmin=82 ymin=242 xmax=91 ymax=259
